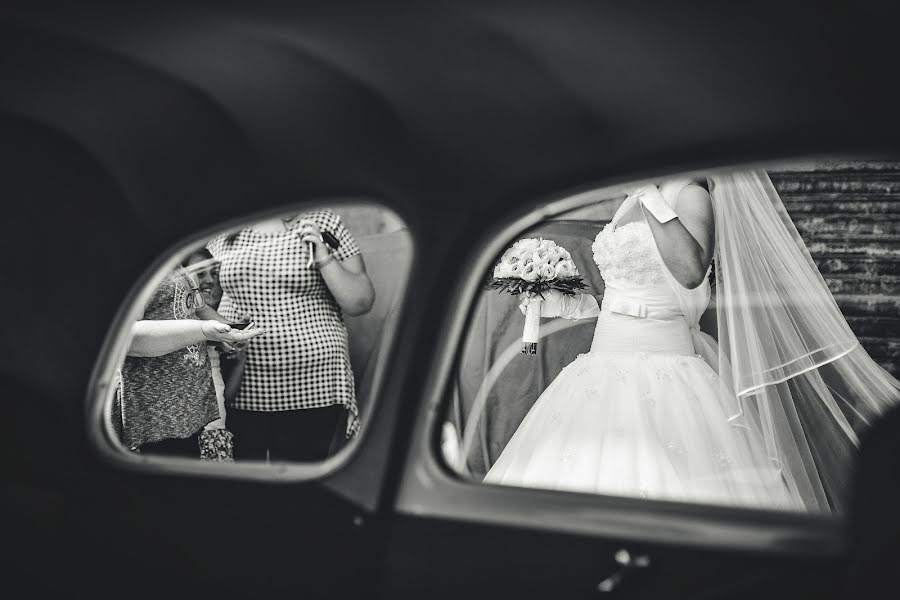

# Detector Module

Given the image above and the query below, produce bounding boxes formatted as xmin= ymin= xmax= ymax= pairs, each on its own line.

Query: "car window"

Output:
xmin=441 ymin=160 xmax=900 ymax=517
xmin=92 ymin=202 xmax=411 ymax=475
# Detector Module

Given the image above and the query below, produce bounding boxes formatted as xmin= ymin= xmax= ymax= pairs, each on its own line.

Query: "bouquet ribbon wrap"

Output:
xmin=522 ymin=299 xmax=541 ymax=353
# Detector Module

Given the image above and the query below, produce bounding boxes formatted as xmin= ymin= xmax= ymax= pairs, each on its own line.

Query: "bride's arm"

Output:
xmin=641 ymin=184 xmax=714 ymax=289
xmin=520 ymin=290 xmax=600 ymax=319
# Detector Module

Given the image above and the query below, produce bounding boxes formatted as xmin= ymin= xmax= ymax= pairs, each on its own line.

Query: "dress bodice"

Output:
xmin=592 ymin=220 xmax=667 ymax=289
xmin=590 ymin=217 xmax=686 ymax=325
xmin=588 ymin=180 xmax=712 ymax=328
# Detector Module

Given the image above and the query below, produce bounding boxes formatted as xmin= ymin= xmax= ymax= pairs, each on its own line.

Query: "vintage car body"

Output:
xmin=2 ymin=2 xmax=899 ymax=598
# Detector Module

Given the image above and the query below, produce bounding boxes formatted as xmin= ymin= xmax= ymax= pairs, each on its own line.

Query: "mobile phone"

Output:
xmin=321 ymin=230 xmax=340 ymax=249
xmin=229 ymin=321 xmax=255 ymax=330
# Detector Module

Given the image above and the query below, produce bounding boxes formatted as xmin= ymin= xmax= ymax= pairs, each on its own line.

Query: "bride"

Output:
xmin=483 ymin=171 xmax=900 ymax=514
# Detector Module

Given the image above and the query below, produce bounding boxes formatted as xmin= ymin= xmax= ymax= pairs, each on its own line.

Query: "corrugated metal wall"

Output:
xmin=773 ymin=161 xmax=900 ymax=377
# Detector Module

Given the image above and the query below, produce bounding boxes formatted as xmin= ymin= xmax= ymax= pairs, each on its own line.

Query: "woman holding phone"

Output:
xmin=208 ymin=209 xmax=375 ymax=462
xmin=115 ymin=266 xmax=262 ymax=458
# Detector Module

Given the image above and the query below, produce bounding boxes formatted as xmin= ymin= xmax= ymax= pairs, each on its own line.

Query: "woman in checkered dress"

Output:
xmin=208 ymin=209 xmax=375 ymax=461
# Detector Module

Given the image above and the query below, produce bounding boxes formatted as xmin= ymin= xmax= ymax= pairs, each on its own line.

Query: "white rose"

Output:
xmin=501 ymin=246 xmax=521 ymax=264
xmin=494 ymin=263 xmax=513 ymax=278
xmin=509 ymin=262 xmax=523 ymax=278
xmin=516 ymin=238 xmax=541 ymax=253
xmin=540 ymin=264 xmax=556 ymax=280
xmin=521 ymin=262 xmax=540 ymax=282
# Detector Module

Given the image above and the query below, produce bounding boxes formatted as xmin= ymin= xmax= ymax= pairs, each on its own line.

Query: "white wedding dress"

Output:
xmin=484 ymin=180 xmax=806 ymax=511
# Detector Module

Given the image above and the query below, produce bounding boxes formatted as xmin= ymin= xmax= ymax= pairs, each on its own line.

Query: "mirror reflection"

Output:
xmin=111 ymin=204 xmax=410 ymax=464
xmin=444 ymin=161 xmax=900 ymax=515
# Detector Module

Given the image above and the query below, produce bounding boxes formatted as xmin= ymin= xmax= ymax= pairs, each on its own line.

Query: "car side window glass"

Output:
xmin=441 ymin=160 xmax=900 ymax=516
xmin=97 ymin=203 xmax=411 ymax=472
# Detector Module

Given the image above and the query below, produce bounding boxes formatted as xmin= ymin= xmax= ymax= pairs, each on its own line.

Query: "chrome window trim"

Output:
xmin=395 ymin=159 xmax=847 ymax=557
xmin=85 ymin=199 xmax=413 ymax=492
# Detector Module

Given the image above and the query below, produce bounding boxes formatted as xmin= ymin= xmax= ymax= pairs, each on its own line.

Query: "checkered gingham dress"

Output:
xmin=208 ymin=210 xmax=360 ymax=437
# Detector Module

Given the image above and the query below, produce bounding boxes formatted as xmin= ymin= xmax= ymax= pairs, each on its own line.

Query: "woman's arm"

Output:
xmin=195 ymin=305 xmax=230 ymax=323
xmin=520 ymin=290 xmax=600 ymax=319
xmin=221 ymin=350 xmax=247 ymax=404
xmin=127 ymin=320 xmax=263 ymax=357
xmin=298 ymin=219 xmax=376 ymax=316
xmin=641 ymin=184 xmax=714 ymax=289
xmin=317 ymin=254 xmax=376 ymax=316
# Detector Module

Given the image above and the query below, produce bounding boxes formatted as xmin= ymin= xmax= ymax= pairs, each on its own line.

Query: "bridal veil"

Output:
xmin=703 ymin=170 xmax=900 ymax=513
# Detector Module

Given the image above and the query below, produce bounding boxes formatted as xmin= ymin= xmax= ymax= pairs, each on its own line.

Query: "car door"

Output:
xmin=380 ymin=169 xmax=857 ymax=600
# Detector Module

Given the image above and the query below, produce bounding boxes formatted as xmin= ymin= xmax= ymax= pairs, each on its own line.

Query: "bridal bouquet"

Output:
xmin=486 ymin=238 xmax=586 ymax=354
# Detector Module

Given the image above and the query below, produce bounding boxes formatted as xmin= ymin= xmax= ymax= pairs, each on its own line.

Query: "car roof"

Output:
xmin=3 ymin=0 xmax=900 ymax=230
xmin=4 ymin=2 xmax=900 ymax=403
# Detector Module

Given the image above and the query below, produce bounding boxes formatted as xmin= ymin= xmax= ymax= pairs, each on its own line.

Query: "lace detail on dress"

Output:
xmin=171 ymin=268 xmax=204 ymax=366
xmin=592 ymin=221 xmax=665 ymax=287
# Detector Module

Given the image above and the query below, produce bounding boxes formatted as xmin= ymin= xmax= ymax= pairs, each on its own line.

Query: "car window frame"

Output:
xmin=393 ymin=161 xmax=848 ymax=557
xmin=85 ymin=198 xmax=414 ymax=489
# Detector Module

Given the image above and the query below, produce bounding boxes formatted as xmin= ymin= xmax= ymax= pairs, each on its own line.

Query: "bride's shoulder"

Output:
xmin=665 ymin=179 xmax=710 ymax=210
xmin=680 ymin=182 xmax=711 ymax=202
xmin=675 ymin=185 xmax=713 ymax=232
xmin=660 ymin=178 xmax=706 ymax=199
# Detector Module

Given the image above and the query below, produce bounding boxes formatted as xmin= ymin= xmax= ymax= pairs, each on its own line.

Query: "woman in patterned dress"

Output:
xmin=117 ymin=267 xmax=262 ymax=458
xmin=208 ymin=209 xmax=375 ymax=462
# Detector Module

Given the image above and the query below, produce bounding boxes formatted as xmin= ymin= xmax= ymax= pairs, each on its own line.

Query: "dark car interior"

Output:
xmin=3 ymin=2 xmax=900 ymax=598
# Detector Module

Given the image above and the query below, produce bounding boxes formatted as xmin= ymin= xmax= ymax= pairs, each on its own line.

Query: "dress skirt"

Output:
xmin=483 ymin=312 xmax=805 ymax=511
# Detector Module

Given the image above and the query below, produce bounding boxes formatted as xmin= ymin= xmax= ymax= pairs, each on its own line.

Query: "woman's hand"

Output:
xmin=129 ymin=320 xmax=262 ymax=358
xmin=631 ymin=184 xmax=677 ymax=224
xmin=297 ymin=219 xmax=331 ymax=263
xmin=201 ymin=321 xmax=264 ymax=345
xmin=518 ymin=290 xmax=600 ymax=320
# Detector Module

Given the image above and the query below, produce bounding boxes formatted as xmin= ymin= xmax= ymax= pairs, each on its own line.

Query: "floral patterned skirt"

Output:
xmin=199 ymin=429 xmax=235 ymax=462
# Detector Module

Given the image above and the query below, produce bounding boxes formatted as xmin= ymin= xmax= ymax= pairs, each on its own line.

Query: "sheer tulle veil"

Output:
xmin=705 ymin=170 xmax=900 ymax=513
